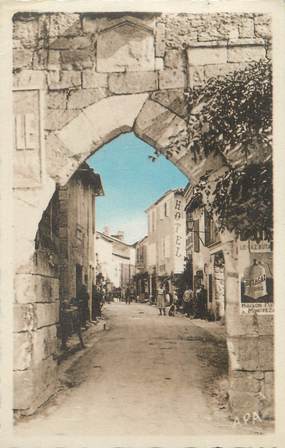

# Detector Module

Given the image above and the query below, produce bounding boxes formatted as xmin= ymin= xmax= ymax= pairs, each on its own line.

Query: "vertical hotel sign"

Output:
xmin=174 ymin=197 xmax=185 ymax=273
xmin=13 ymin=88 xmax=44 ymax=188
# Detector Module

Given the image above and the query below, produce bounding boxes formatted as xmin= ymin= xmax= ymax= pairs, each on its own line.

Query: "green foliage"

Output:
xmin=198 ymin=161 xmax=273 ymax=241
xmin=186 ymin=60 xmax=273 ymax=241
xmin=186 ymin=59 xmax=272 ymax=161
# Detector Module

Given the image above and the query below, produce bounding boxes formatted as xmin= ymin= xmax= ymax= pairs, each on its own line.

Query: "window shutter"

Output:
xmin=194 ymin=219 xmax=200 ymax=252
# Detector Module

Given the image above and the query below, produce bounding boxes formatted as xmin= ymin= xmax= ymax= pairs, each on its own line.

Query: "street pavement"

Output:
xmin=15 ymin=302 xmax=263 ymax=438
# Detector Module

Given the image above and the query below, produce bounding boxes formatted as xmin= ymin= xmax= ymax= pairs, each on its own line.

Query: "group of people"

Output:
xmin=60 ymin=283 xmax=105 ymax=350
xmin=155 ymin=282 xmax=208 ymax=319
xmin=182 ymin=284 xmax=207 ymax=319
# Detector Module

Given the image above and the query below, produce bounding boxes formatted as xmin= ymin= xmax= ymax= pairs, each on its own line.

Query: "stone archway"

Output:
xmin=13 ymin=11 xmax=273 ymax=419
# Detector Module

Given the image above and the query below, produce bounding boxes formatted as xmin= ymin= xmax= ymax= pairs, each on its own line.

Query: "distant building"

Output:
xmin=184 ymin=183 xmax=225 ymax=320
xmin=35 ymin=162 xmax=104 ymax=332
xmin=95 ymin=230 xmax=136 ymax=295
xmin=134 ymin=236 xmax=149 ymax=302
xmin=145 ymin=189 xmax=186 ymax=297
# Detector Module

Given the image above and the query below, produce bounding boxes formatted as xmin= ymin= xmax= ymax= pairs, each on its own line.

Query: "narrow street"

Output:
xmin=15 ymin=303 xmax=258 ymax=437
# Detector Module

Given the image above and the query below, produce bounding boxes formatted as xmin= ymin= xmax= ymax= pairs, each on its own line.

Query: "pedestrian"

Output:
xmin=196 ymin=284 xmax=207 ymax=319
xmin=168 ymin=289 xmax=178 ymax=317
xmin=92 ymin=284 xmax=103 ymax=321
xmin=78 ymin=283 xmax=90 ymax=329
xmin=157 ymin=283 xmax=166 ymax=316
xmin=183 ymin=285 xmax=194 ymax=318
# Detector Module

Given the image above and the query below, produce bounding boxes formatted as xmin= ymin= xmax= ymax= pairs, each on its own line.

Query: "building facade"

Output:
xmin=95 ymin=230 xmax=136 ymax=296
xmin=57 ymin=163 xmax=104 ymax=317
xmin=145 ymin=189 xmax=186 ymax=297
xmin=134 ymin=236 xmax=149 ymax=302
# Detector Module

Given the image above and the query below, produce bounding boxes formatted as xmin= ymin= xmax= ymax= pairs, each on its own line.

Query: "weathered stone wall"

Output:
xmin=14 ymin=195 xmax=60 ymax=413
xmin=12 ymin=12 xmax=273 ymax=418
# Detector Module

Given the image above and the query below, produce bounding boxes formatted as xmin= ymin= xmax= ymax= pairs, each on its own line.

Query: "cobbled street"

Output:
xmin=15 ymin=303 xmax=265 ymax=437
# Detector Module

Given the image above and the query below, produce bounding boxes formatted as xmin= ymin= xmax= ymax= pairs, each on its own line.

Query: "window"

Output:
xmin=152 ymin=210 xmax=155 ymax=232
xmin=164 ymin=201 xmax=168 ymax=217
xmin=204 ymin=209 xmax=220 ymax=246
xmin=193 ymin=219 xmax=200 ymax=253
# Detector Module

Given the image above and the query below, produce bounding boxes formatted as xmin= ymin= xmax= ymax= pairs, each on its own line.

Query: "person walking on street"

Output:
xmin=195 ymin=284 xmax=207 ymax=319
xmin=78 ymin=283 xmax=90 ymax=329
xmin=157 ymin=283 xmax=166 ymax=316
xmin=92 ymin=284 xmax=103 ymax=321
xmin=183 ymin=285 xmax=194 ymax=318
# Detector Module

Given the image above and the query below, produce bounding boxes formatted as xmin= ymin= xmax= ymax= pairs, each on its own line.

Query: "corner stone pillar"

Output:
xmin=222 ymin=237 xmax=274 ymax=421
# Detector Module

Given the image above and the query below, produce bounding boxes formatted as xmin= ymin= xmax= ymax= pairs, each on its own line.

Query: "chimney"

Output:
xmin=103 ymin=226 xmax=110 ymax=236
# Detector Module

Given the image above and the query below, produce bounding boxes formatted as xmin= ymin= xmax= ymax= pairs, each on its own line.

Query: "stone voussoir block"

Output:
xmin=45 ymin=109 xmax=80 ymax=131
xmin=159 ymin=69 xmax=186 ymax=90
xmin=67 ymin=88 xmax=108 ymax=109
xmin=47 ymin=70 xmax=81 ymax=90
xmin=109 ymin=71 xmax=158 ymax=94
xmin=14 ymin=368 xmax=34 ymax=410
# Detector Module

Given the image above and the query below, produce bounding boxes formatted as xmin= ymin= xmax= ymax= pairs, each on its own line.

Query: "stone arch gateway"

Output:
xmin=13 ymin=12 xmax=273 ymax=420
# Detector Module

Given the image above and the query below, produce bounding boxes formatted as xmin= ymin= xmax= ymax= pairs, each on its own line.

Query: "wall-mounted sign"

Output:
xmin=240 ymin=252 xmax=273 ymax=315
xmin=13 ymin=88 xmax=44 ymax=188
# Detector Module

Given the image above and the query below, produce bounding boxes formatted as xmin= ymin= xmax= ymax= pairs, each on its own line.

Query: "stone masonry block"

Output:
xmin=187 ymin=46 xmax=227 ymax=66
xmin=164 ymin=49 xmax=185 ymax=70
xmin=229 ymin=390 xmax=261 ymax=418
xmin=45 ymin=109 xmax=80 ymax=131
xmin=238 ymin=19 xmax=255 ymax=38
xmin=15 ymin=274 xmax=59 ymax=304
xmin=14 ymin=332 xmax=33 ymax=371
xmin=48 ymin=70 xmax=81 ymax=90
xmin=47 ymin=91 xmax=67 ymax=110
xmin=204 ymin=62 xmax=248 ymax=80
xmin=227 ymin=336 xmax=259 ymax=371
xmin=255 ymin=24 xmax=272 ymax=39
xmin=151 ymin=89 xmax=188 ymax=118
xmin=67 ymin=88 xmax=108 ymax=109
xmin=13 ymin=70 xmax=46 ymax=89
xmin=159 ymin=69 xmax=186 ymax=90
xmin=32 ymin=49 xmax=48 ymax=70
xmin=14 ymin=368 xmax=34 ymax=410
xmin=33 ymin=325 xmax=58 ymax=364
xmin=155 ymin=22 xmax=166 ymax=57
xmin=188 ymin=66 xmax=205 ymax=88
xmin=155 ymin=58 xmax=164 ymax=71
xmin=14 ymin=356 xmax=58 ymax=413
xmin=61 ymin=49 xmax=94 ymax=70
xmin=13 ymin=49 xmax=33 ymax=69
xmin=82 ymin=16 xmax=98 ymax=34
xmin=14 ymin=303 xmax=36 ymax=333
xmin=49 ymin=36 xmax=90 ymax=50
xmin=227 ymin=45 xmax=266 ymax=63
xmin=35 ymin=303 xmax=59 ymax=329
xmin=109 ymin=71 xmax=158 ymax=94
xmin=13 ymin=17 xmax=39 ymax=48
xmin=258 ymin=335 xmax=274 ymax=371
xmin=47 ymin=50 xmax=61 ymax=70
xmin=230 ymin=370 xmax=262 ymax=394
xmin=49 ymin=13 xmax=82 ymax=38
xmin=134 ymin=99 xmax=184 ymax=151
xmin=82 ymin=70 xmax=108 ymax=89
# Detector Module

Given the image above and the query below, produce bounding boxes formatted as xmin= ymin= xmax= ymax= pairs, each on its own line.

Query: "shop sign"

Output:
xmin=240 ymin=256 xmax=273 ymax=315
xmin=249 ymin=240 xmax=271 ymax=253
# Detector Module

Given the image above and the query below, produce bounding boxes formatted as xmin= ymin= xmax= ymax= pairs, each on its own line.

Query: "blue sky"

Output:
xmin=88 ymin=132 xmax=188 ymax=244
